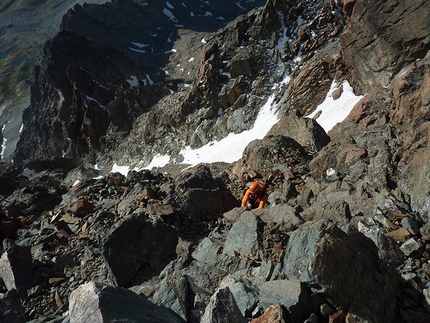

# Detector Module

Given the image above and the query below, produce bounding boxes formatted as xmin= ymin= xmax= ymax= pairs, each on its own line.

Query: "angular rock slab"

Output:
xmin=250 ymin=303 xmax=287 ymax=323
xmin=69 ymin=281 xmax=184 ymax=323
xmin=282 ymin=219 xmax=400 ymax=323
xmin=102 ymin=213 xmax=178 ymax=287
xmin=0 ymin=289 xmax=27 ymax=323
xmin=223 ymin=211 xmax=261 ymax=257
xmin=259 ymin=280 xmax=312 ymax=323
xmin=200 ymin=287 xmax=246 ymax=323
xmin=0 ymin=240 xmax=33 ymax=299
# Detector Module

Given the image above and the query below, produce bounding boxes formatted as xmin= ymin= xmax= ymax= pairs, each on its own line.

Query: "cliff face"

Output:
xmin=2 ymin=0 xmax=430 ymax=322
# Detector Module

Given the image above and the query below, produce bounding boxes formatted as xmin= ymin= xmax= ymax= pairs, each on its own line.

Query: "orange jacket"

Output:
xmin=241 ymin=182 xmax=268 ymax=209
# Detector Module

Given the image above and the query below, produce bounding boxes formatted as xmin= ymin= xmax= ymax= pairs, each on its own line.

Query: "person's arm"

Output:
xmin=258 ymin=194 xmax=268 ymax=209
xmin=241 ymin=190 xmax=250 ymax=207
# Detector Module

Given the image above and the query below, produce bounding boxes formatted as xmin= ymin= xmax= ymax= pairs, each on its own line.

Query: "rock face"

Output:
xmin=1 ymin=0 xmax=430 ymax=322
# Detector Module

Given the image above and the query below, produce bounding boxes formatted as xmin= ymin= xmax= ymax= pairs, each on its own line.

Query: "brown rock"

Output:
xmin=329 ymin=309 xmax=346 ymax=323
xmin=250 ymin=303 xmax=286 ymax=323
xmin=70 ymin=198 xmax=97 ymax=214
xmin=145 ymin=200 xmax=174 ymax=216
xmin=342 ymin=0 xmax=356 ymax=16
xmin=386 ymin=227 xmax=411 ymax=243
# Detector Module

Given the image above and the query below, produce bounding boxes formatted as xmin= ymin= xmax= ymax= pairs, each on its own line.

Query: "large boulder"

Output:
xmin=258 ymin=280 xmax=313 ymax=323
xmin=69 ymin=281 xmax=184 ymax=323
xmin=266 ymin=110 xmax=330 ymax=153
xmin=283 ymin=219 xmax=401 ymax=323
xmin=232 ymin=135 xmax=311 ymax=180
xmin=102 ymin=213 xmax=178 ymax=287
xmin=174 ymin=164 xmax=239 ymax=216
xmin=0 ymin=240 xmax=33 ymax=299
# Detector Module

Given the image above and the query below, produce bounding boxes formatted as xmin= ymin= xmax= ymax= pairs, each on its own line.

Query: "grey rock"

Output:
xmin=102 ymin=213 xmax=178 ymax=287
xmin=219 ymin=275 xmax=259 ymax=317
xmin=0 ymin=289 xmax=28 ymax=323
xmin=258 ymin=204 xmax=303 ymax=229
xmin=258 ymin=280 xmax=312 ymax=323
xmin=0 ymin=240 xmax=33 ymax=299
xmin=200 ymin=287 xmax=246 ymax=323
xmin=420 ymin=222 xmax=430 ymax=238
xmin=320 ymin=303 xmax=334 ymax=317
xmin=399 ymin=238 xmax=421 ymax=257
xmin=282 ymin=220 xmax=400 ymax=323
xmin=401 ymin=217 xmax=421 ymax=236
xmin=69 ymin=281 xmax=184 ymax=323
xmin=304 ymin=313 xmax=318 ymax=323
xmin=223 ymin=211 xmax=261 ymax=258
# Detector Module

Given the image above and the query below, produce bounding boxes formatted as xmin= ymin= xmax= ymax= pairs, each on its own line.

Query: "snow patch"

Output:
xmin=111 ymin=163 xmax=130 ymax=176
xmin=130 ymin=47 xmax=146 ymax=53
xmin=163 ymin=8 xmax=179 ymax=23
xmin=147 ymin=154 xmax=171 ymax=169
xmin=22 ymin=168 xmax=36 ymax=179
xmin=178 ymin=91 xmax=279 ymax=166
xmin=85 ymin=96 xmax=106 ymax=108
xmin=1 ymin=124 xmax=7 ymax=160
xmin=306 ymin=80 xmax=364 ymax=132
xmin=127 ymin=75 xmax=139 ymax=87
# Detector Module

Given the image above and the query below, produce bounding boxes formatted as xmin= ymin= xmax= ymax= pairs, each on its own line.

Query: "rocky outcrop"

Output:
xmin=340 ymin=0 xmax=430 ymax=93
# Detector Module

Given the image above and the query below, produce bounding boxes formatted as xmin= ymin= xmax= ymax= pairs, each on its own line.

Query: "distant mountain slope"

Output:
xmin=0 ymin=0 xmax=111 ymax=162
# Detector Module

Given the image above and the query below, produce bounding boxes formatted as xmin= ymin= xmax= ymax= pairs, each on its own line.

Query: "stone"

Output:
xmin=69 ymin=281 xmax=183 ymax=323
xmin=200 ymin=287 xmax=245 ymax=323
xmin=102 ymin=213 xmax=178 ymax=287
xmin=282 ymin=220 xmax=401 ymax=323
xmin=258 ymin=204 xmax=303 ymax=229
xmin=329 ymin=310 xmax=346 ymax=323
xmin=223 ymin=211 xmax=261 ymax=258
xmin=145 ymin=200 xmax=175 ymax=216
xmin=386 ymin=227 xmax=411 ymax=243
xmin=401 ymin=217 xmax=420 ymax=236
xmin=250 ymin=304 xmax=287 ymax=323
xmin=0 ymin=241 xmax=33 ymax=299
xmin=219 ymin=275 xmax=259 ymax=317
xmin=320 ymin=303 xmax=334 ymax=317
xmin=258 ymin=280 xmax=312 ymax=322
xmin=399 ymin=238 xmax=421 ymax=256
xmin=0 ymin=289 xmax=28 ymax=323
xmin=303 ymin=313 xmax=318 ymax=323
xmin=342 ymin=0 xmax=356 ymax=16
xmin=420 ymin=223 xmax=430 ymax=238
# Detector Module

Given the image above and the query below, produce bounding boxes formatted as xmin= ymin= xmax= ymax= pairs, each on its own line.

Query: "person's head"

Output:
xmin=249 ymin=181 xmax=264 ymax=197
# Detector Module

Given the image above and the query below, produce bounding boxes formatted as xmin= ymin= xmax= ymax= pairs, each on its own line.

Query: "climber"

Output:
xmin=241 ymin=181 xmax=268 ymax=209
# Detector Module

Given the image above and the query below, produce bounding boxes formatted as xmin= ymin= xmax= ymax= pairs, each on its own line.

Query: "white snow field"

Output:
xmin=110 ymin=78 xmax=365 ymax=177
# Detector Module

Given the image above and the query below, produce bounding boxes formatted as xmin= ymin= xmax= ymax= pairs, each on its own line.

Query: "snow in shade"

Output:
xmin=306 ymin=80 xmax=364 ymax=133
xmin=109 ymin=78 xmax=364 ymax=176
xmin=1 ymin=124 xmax=6 ymax=159
xmin=85 ymin=95 xmax=106 ymax=108
xmin=179 ymin=94 xmax=279 ymax=165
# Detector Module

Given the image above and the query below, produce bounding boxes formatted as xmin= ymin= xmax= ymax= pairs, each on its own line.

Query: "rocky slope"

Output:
xmin=1 ymin=0 xmax=430 ymax=322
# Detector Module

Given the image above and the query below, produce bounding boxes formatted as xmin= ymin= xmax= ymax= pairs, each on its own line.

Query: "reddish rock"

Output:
xmin=250 ymin=304 xmax=286 ymax=323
